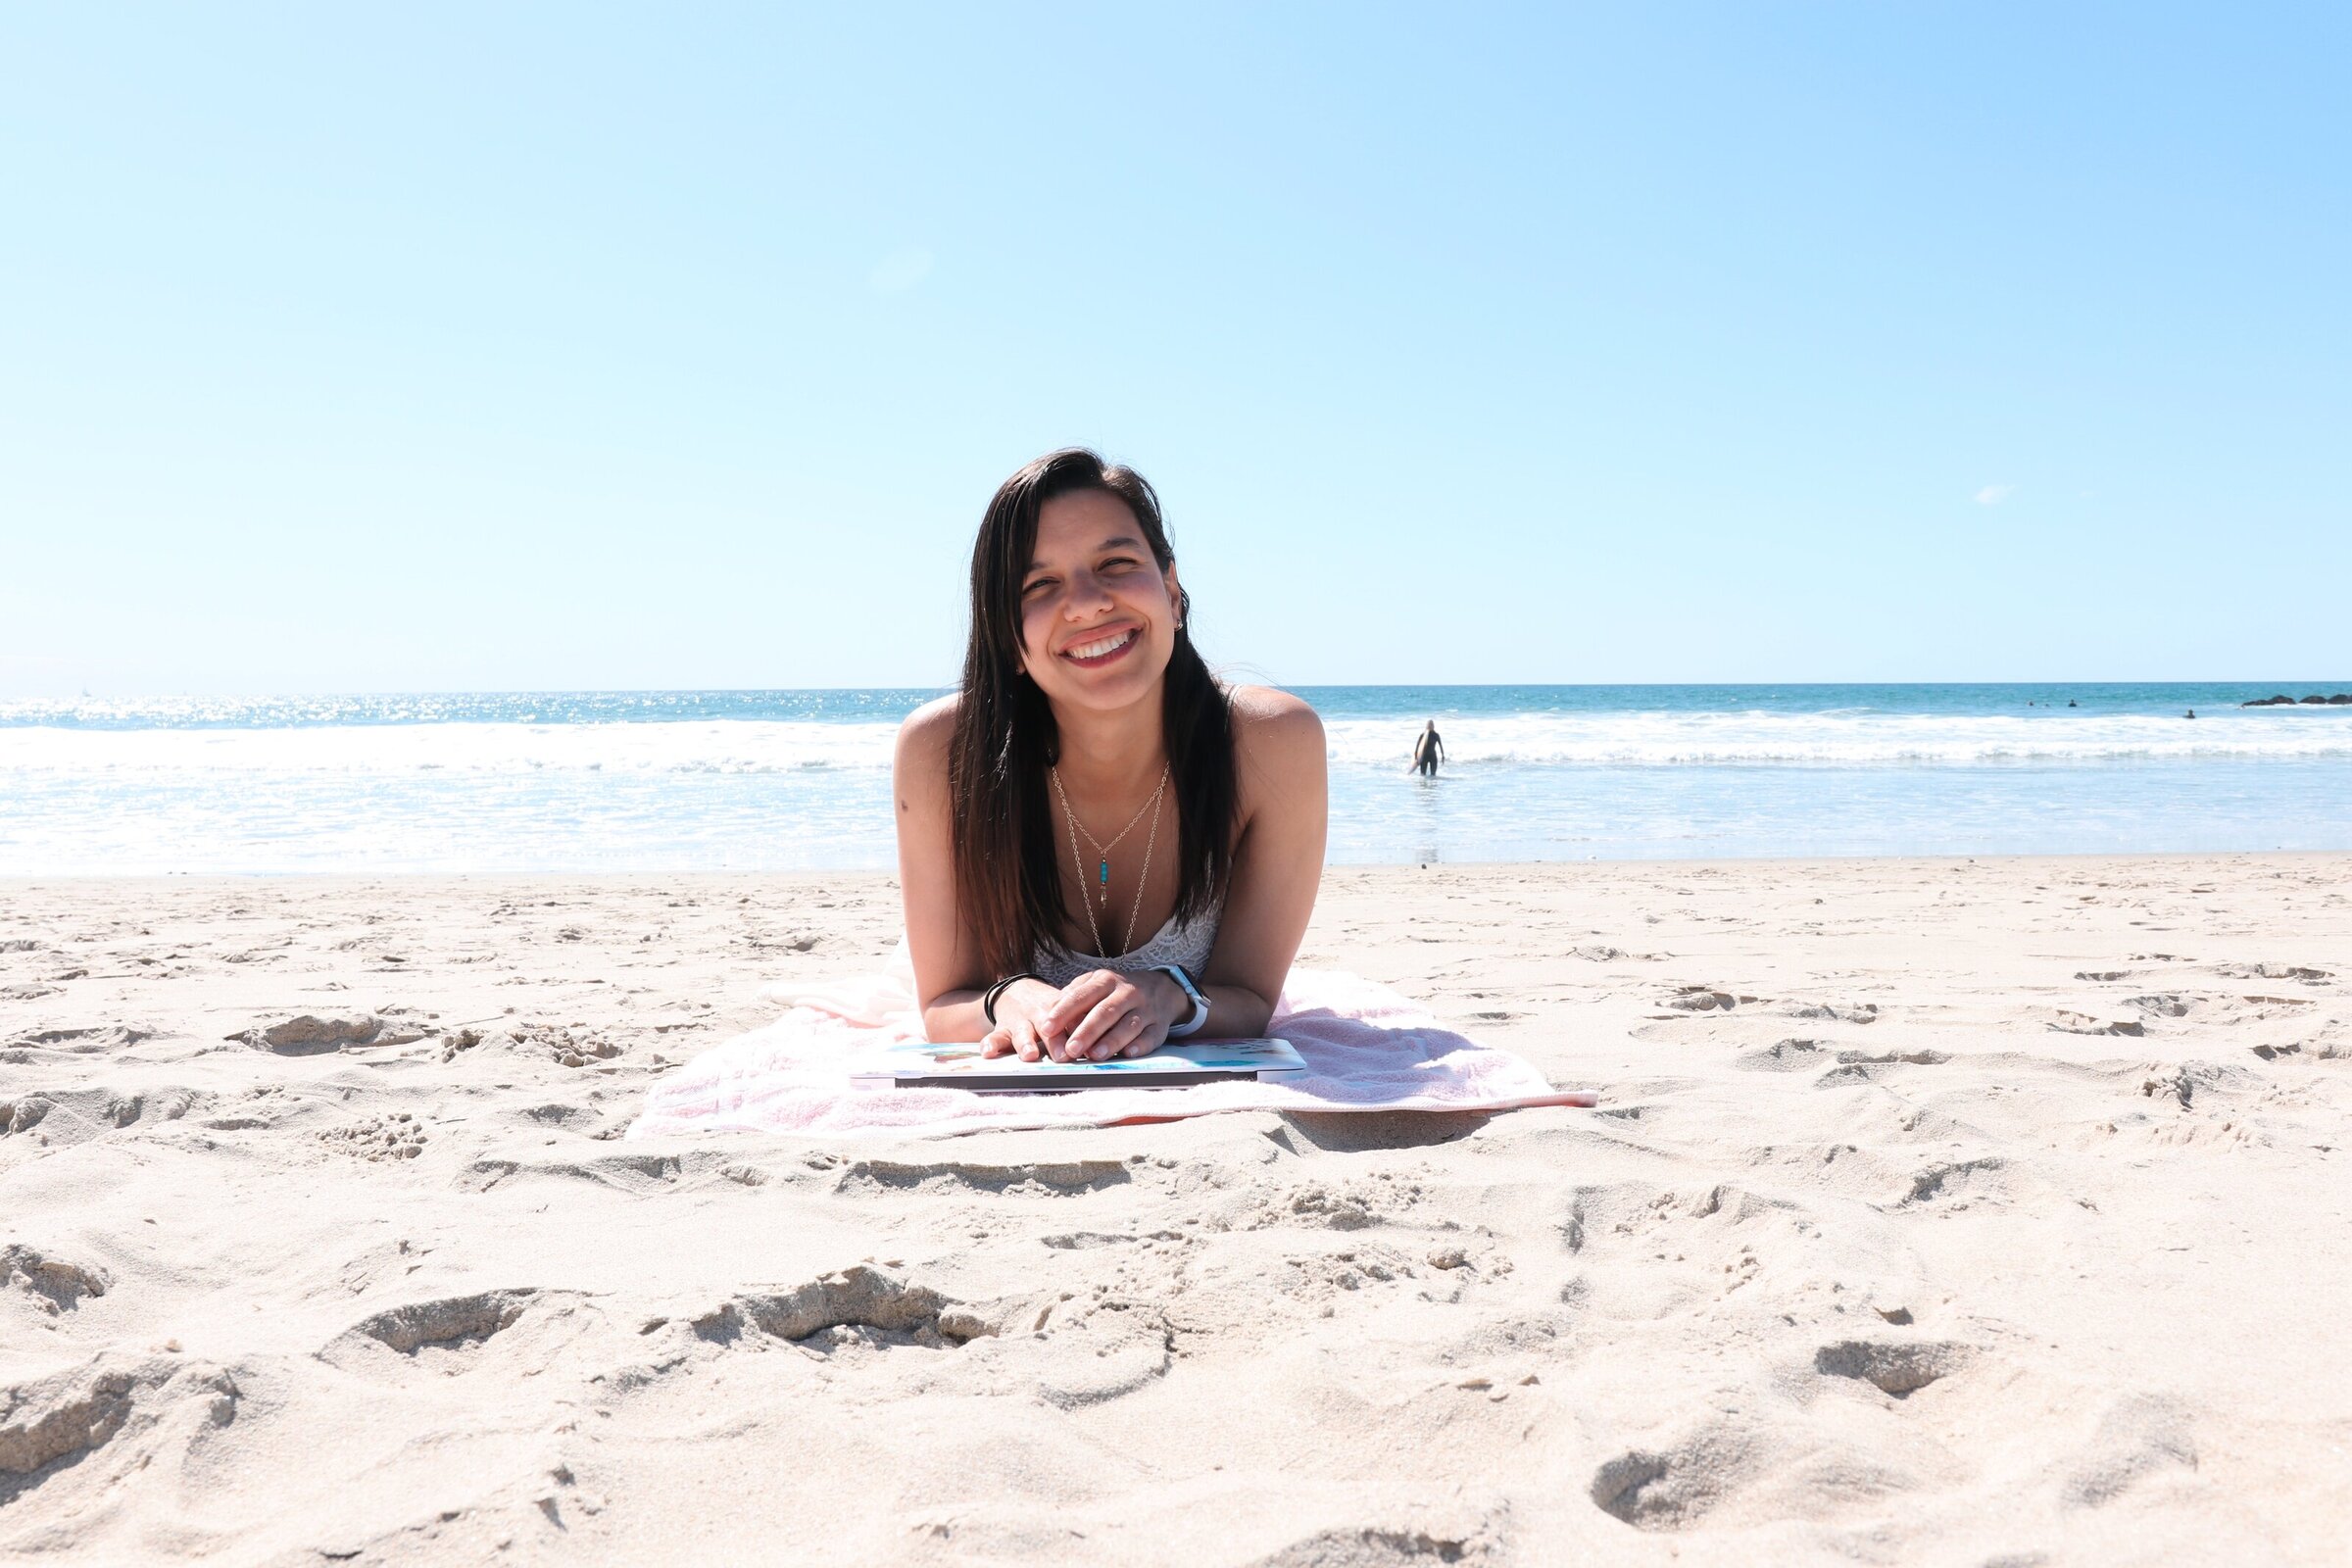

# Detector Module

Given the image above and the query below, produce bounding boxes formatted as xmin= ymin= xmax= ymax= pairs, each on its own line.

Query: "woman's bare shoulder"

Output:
xmin=896 ymin=694 xmax=961 ymax=773
xmin=1226 ymin=684 xmax=1325 ymax=760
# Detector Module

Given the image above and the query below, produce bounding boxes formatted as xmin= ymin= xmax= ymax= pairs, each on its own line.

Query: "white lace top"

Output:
xmin=1033 ymin=906 xmax=1220 ymax=988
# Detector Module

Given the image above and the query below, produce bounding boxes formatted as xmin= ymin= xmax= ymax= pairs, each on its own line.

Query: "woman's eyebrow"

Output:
xmin=1026 ymin=534 xmax=1146 ymax=571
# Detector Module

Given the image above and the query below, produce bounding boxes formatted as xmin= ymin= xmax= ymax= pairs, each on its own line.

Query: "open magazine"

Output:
xmin=849 ymin=1037 xmax=1307 ymax=1093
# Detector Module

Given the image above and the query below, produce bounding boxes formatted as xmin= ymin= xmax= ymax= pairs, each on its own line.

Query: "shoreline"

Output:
xmin=9 ymin=844 xmax=2352 ymax=886
xmin=5 ymin=855 xmax=2348 ymax=1561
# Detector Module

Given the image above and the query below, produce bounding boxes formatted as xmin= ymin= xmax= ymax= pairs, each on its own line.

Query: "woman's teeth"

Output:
xmin=1067 ymin=629 xmax=1136 ymax=661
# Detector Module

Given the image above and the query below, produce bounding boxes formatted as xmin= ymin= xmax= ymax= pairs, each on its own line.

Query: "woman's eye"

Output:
xmin=1022 ymin=578 xmax=1054 ymax=597
xmin=1101 ymin=557 xmax=1139 ymax=571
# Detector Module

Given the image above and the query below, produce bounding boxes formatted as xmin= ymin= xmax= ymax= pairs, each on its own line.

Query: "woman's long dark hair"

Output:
xmin=950 ymin=449 xmax=1237 ymax=980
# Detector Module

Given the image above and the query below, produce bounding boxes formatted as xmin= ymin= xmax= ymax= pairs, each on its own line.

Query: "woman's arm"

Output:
xmin=1201 ymin=689 xmax=1328 ymax=1033
xmin=895 ymin=697 xmax=998 ymax=1043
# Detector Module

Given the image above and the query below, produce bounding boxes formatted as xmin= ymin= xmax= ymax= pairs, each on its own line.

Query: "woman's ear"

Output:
xmin=1164 ymin=563 xmax=1185 ymax=629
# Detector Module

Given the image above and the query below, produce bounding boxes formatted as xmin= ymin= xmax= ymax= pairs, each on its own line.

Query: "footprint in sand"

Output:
xmin=836 ymin=1155 xmax=1135 ymax=1197
xmin=1734 ymin=1039 xmax=1831 ymax=1072
xmin=345 ymin=1290 xmax=539 ymax=1355
xmin=1 ymin=1245 xmax=112 ymax=1314
xmin=506 ymin=1021 xmax=624 ymax=1067
xmin=317 ymin=1111 xmax=426 ymax=1162
xmin=3 ymin=1085 xmax=189 ymax=1147
xmin=1589 ymin=1419 xmax=1758 ymax=1530
xmin=0 ymin=1367 xmax=136 ymax=1488
xmin=5 ymin=1025 xmax=156 ymax=1056
xmin=1895 ymin=1156 xmax=2011 ymax=1207
xmin=1785 ymin=1002 xmax=1881 ymax=1025
xmin=2050 ymin=1010 xmax=2145 ymax=1037
xmin=1024 ymin=1316 xmax=1173 ymax=1409
xmin=2218 ymin=962 xmax=2330 ymax=984
xmin=2060 ymin=1393 xmax=2198 ymax=1509
xmin=0 ymin=1357 xmax=238 ymax=1506
xmin=1813 ymin=1338 xmax=1974 ymax=1397
xmin=689 ymin=1265 xmax=994 ymax=1350
xmin=320 ymin=1289 xmax=617 ymax=1390
xmin=1249 ymin=1518 xmax=1497 ymax=1566
xmin=227 ymin=1012 xmax=384 ymax=1054
xmin=1662 ymin=987 xmax=1751 ymax=1012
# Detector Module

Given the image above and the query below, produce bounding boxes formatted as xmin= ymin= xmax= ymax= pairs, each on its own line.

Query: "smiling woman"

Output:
xmin=893 ymin=449 xmax=1328 ymax=1063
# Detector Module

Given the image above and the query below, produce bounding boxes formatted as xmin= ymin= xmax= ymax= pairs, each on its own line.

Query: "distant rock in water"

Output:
xmin=2240 ymin=693 xmax=2352 ymax=707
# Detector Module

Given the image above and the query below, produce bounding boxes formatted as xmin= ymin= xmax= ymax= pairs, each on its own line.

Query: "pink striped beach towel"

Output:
xmin=627 ymin=959 xmax=1593 ymax=1141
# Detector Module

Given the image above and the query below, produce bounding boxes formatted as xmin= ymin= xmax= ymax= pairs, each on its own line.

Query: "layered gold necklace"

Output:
xmin=1050 ymin=764 xmax=1169 ymax=957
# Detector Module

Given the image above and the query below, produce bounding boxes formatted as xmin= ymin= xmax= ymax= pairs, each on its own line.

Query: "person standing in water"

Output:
xmin=1411 ymin=720 xmax=1446 ymax=777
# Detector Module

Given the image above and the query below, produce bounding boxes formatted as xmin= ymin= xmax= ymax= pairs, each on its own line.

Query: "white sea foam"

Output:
xmin=9 ymin=710 xmax=2344 ymax=776
xmin=1320 ymin=711 xmax=2352 ymax=766
xmin=0 ymin=720 xmax=905 ymax=775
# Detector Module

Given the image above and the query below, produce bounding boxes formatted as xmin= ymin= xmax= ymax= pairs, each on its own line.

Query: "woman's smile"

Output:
xmin=1061 ymin=625 xmax=1141 ymax=667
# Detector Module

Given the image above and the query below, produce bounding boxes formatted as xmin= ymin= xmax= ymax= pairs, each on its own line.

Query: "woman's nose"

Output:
xmin=1062 ymin=570 xmax=1115 ymax=617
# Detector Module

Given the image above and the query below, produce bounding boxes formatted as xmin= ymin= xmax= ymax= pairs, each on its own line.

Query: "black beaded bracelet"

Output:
xmin=981 ymin=972 xmax=1042 ymax=1025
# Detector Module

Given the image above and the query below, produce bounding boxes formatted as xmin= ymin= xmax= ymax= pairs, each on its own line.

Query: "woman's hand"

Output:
xmin=1034 ymin=968 xmax=1183 ymax=1062
xmin=980 ymin=971 xmax=1185 ymax=1062
xmin=977 ymin=977 xmax=1066 ymax=1061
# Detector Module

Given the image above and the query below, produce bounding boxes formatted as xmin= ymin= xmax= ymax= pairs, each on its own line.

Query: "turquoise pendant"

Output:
xmin=1099 ymin=858 xmax=1109 ymax=887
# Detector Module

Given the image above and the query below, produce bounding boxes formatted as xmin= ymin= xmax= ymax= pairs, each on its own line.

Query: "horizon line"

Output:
xmin=8 ymin=677 xmax=2352 ymax=703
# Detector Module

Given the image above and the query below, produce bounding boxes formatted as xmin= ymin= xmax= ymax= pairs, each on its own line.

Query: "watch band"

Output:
xmin=1155 ymin=963 xmax=1209 ymax=1037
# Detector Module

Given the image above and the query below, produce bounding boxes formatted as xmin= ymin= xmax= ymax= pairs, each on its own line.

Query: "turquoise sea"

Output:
xmin=3 ymin=683 xmax=2348 ymax=874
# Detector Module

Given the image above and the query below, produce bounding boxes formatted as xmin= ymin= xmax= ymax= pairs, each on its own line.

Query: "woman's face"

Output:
xmin=1017 ymin=488 xmax=1182 ymax=715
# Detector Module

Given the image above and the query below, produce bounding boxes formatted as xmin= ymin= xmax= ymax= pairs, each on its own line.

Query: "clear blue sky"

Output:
xmin=2 ymin=3 xmax=2345 ymax=696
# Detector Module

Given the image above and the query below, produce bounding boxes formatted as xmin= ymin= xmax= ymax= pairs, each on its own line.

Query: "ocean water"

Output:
xmin=2 ymin=684 xmax=2349 ymax=874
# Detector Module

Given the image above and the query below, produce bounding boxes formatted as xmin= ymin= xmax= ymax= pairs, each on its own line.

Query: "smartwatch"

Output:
xmin=1154 ymin=963 xmax=1210 ymax=1037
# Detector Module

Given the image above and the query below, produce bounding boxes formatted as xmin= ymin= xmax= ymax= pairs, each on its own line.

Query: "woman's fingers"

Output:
xmin=1067 ymin=990 xmax=1142 ymax=1055
xmin=982 ymin=1017 xmax=1043 ymax=1060
xmin=1048 ymin=1007 xmax=1093 ymax=1062
xmin=1084 ymin=1005 xmax=1161 ymax=1061
xmin=1041 ymin=970 xmax=1115 ymax=1038
xmin=1004 ymin=980 xmax=1070 ymax=1057
xmin=1092 ymin=1009 xmax=1151 ymax=1061
xmin=1026 ymin=972 xmax=1178 ymax=1060
xmin=990 ymin=979 xmax=1165 ymax=1062
xmin=1117 ymin=1013 xmax=1163 ymax=1058
xmin=985 ymin=1006 xmax=1153 ymax=1062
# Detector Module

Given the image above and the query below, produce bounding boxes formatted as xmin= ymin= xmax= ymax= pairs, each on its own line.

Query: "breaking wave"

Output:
xmin=3 ymin=709 xmax=2348 ymax=776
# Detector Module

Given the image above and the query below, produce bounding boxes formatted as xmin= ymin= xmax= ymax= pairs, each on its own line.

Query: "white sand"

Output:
xmin=4 ymin=857 xmax=2348 ymax=1565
